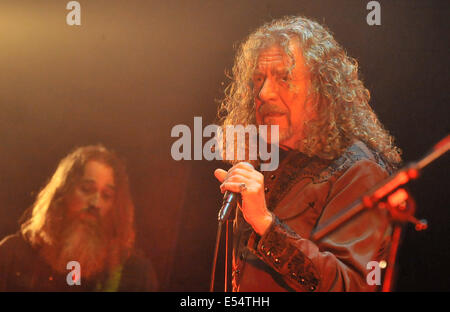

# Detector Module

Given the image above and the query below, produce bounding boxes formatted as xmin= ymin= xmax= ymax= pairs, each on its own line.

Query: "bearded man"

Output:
xmin=214 ymin=16 xmax=402 ymax=292
xmin=0 ymin=145 xmax=158 ymax=291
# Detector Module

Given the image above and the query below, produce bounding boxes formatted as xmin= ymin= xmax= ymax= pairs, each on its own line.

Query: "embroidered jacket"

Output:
xmin=232 ymin=141 xmax=394 ymax=292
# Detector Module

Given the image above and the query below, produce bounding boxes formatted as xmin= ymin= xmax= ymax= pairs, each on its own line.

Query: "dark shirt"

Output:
xmin=0 ymin=232 xmax=158 ymax=291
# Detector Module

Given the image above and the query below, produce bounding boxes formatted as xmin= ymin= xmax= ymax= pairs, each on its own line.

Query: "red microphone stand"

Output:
xmin=311 ymin=134 xmax=450 ymax=292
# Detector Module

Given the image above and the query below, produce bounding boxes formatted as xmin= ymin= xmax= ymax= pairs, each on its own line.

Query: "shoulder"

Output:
xmin=0 ymin=232 xmax=34 ymax=274
xmin=316 ymin=142 xmax=393 ymax=226
xmin=316 ymin=141 xmax=391 ymax=184
xmin=0 ymin=232 xmax=29 ymax=253
xmin=120 ymin=248 xmax=159 ymax=291
xmin=320 ymin=141 xmax=393 ymax=207
xmin=125 ymin=249 xmax=153 ymax=271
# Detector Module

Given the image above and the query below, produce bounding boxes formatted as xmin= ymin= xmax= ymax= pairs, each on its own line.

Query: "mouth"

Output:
xmin=79 ymin=212 xmax=99 ymax=223
xmin=258 ymin=103 xmax=288 ymax=121
xmin=264 ymin=112 xmax=285 ymax=117
xmin=262 ymin=113 xmax=286 ymax=123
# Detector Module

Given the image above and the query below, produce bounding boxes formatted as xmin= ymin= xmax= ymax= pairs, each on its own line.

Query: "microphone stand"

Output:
xmin=311 ymin=134 xmax=449 ymax=291
xmin=209 ymin=220 xmax=233 ymax=292
xmin=209 ymin=219 xmax=223 ymax=292
xmin=210 ymin=194 xmax=239 ymax=292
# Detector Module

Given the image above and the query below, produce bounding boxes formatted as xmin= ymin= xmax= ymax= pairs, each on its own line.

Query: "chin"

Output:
xmin=263 ymin=127 xmax=292 ymax=145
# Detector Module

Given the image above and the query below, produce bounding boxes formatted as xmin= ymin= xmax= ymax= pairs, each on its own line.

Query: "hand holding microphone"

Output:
xmin=214 ymin=162 xmax=273 ymax=236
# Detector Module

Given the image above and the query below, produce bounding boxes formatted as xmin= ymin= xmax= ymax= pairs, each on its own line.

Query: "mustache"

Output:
xmin=75 ymin=205 xmax=101 ymax=223
xmin=258 ymin=103 xmax=289 ymax=116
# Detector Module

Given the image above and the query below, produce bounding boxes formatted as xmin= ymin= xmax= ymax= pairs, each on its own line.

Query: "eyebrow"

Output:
xmin=274 ymin=68 xmax=289 ymax=75
xmin=253 ymin=66 xmax=289 ymax=76
xmin=80 ymin=178 xmax=116 ymax=191
xmin=253 ymin=69 xmax=264 ymax=76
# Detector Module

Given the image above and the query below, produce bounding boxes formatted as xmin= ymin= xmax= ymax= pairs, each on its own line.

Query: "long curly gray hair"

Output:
xmin=218 ymin=16 xmax=401 ymax=166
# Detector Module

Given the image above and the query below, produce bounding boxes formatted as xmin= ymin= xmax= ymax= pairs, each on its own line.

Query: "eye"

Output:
xmin=280 ymin=73 xmax=290 ymax=82
xmin=102 ymin=190 xmax=115 ymax=201
xmin=253 ymin=75 xmax=264 ymax=84
xmin=80 ymin=184 xmax=95 ymax=194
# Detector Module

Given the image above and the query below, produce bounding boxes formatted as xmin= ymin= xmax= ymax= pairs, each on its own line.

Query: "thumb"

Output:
xmin=214 ymin=168 xmax=228 ymax=183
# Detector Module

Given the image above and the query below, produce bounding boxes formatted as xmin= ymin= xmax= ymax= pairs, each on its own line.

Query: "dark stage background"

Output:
xmin=0 ymin=0 xmax=448 ymax=291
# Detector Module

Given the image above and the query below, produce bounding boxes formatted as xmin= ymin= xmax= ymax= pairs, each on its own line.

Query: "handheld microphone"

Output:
xmin=218 ymin=191 xmax=239 ymax=222
xmin=217 ymin=162 xmax=254 ymax=222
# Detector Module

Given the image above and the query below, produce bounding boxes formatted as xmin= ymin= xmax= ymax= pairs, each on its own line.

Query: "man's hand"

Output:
xmin=214 ymin=162 xmax=273 ymax=236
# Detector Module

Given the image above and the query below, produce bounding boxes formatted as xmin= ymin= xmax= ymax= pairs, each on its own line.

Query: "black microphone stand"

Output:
xmin=210 ymin=194 xmax=239 ymax=292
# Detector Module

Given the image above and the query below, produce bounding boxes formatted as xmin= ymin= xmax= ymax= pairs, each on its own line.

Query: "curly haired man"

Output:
xmin=214 ymin=16 xmax=401 ymax=292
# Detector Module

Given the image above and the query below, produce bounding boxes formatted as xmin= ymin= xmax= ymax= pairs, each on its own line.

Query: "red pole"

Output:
xmin=382 ymin=225 xmax=402 ymax=292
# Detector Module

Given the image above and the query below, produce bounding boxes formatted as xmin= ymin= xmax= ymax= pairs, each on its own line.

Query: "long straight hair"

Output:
xmin=20 ymin=145 xmax=135 ymax=263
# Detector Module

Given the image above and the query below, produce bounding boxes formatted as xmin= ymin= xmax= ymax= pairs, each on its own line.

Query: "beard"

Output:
xmin=259 ymin=114 xmax=297 ymax=145
xmin=258 ymin=103 xmax=294 ymax=144
xmin=41 ymin=211 xmax=114 ymax=280
xmin=257 ymin=99 xmax=312 ymax=152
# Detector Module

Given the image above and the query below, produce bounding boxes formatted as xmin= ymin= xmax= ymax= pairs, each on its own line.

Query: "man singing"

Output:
xmin=0 ymin=145 xmax=158 ymax=291
xmin=214 ymin=16 xmax=402 ymax=291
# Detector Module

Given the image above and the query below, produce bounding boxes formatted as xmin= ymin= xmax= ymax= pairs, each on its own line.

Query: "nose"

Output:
xmin=87 ymin=193 xmax=101 ymax=215
xmin=257 ymin=77 xmax=278 ymax=103
xmin=89 ymin=192 xmax=100 ymax=207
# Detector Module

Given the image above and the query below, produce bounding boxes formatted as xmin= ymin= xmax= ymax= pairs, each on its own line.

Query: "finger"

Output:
xmin=226 ymin=168 xmax=254 ymax=180
xmin=220 ymin=181 xmax=249 ymax=194
xmin=214 ymin=168 xmax=228 ymax=183
xmin=224 ymin=174 xmax=250 ymax=184
xmin=228 ymin=167 xmax=264 ymax=185
xmin=233 ymin=162 xmax=255 ymax=171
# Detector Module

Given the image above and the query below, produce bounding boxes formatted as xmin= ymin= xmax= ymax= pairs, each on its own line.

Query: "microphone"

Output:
xmin=218 ymin=191 xmax=240 ymax=222
xmin=217 ymin=162 xmax=254 ymax=222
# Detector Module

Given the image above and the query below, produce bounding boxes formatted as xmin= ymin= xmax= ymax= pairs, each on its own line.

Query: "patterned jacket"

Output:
xmin=232 ymin=141 xmax=394 ymax=292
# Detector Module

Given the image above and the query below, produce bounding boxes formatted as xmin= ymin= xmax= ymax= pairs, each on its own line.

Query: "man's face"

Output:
xmin=48 ymin=160 xmax=116 ymax=278
xmin=65 ymin=160 xmax=116 ymax=224
xmin=253 ymin=41 xmax=316 ymax=149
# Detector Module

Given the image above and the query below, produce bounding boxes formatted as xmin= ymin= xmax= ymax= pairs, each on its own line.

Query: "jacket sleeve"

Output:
xmin=246 ymin=159 xmax=393 ymax=291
